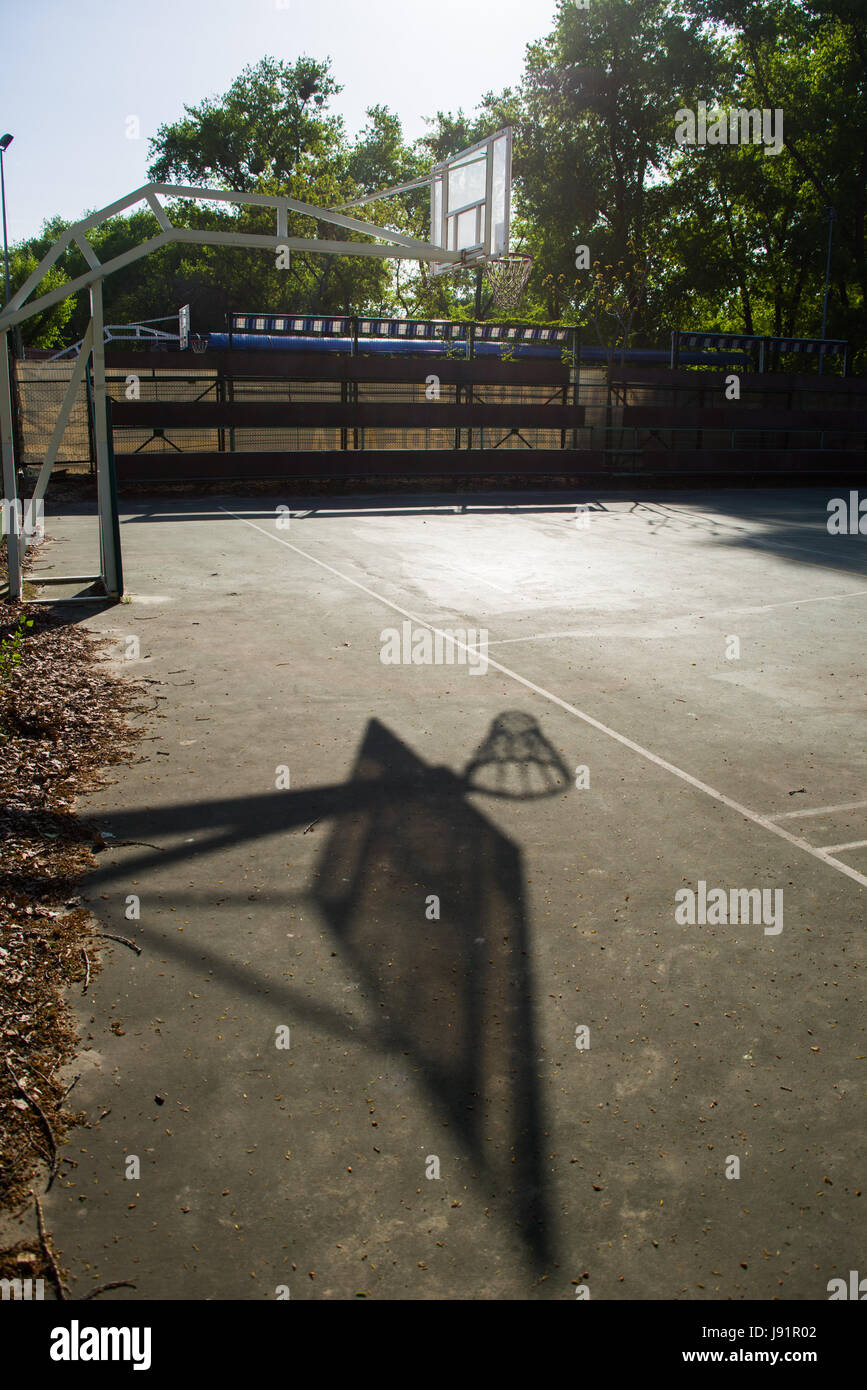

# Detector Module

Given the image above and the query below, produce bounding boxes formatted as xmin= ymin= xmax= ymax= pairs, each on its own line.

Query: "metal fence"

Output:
xmin=13 ymin=351 xmax=867 ymax=487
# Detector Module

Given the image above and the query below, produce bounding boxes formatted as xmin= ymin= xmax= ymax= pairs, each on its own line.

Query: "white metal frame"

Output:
xmin=49 ymin=312 xmax=184 ymax=360
xmin=333 ymin=128 xmax=514 ymax=279
xmin=0 ymin=181 xmax=470 ymax=602
xmin=429 ymin=128 xmax=513 ymax=276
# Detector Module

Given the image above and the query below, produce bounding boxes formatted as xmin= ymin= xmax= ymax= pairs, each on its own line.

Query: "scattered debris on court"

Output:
xmin=0 ymin=595 xmax=146 ymax=1266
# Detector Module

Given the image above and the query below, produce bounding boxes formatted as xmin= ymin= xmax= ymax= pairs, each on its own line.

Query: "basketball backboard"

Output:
xmin=429 ymin=128 xmax=513 ymax=276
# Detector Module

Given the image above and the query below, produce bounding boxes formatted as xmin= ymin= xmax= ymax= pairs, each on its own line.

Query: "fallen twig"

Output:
xmin=96 ymin=931 xmax=142 ymax=954
xmin=81 ymin=1280 xmax=138 ymax=1300
xmin=33 ymin=1191 xmax=68 ymax=1300
xmin=81 ymin=948 xmax=90 ymax=994
xmin=5 ymin=1058 xmax=59 ymax=1186
xmin=60 ymin=1074 xmax=80 ymax=1103
xmin=107 ymin=840 xmax=166 ymax=852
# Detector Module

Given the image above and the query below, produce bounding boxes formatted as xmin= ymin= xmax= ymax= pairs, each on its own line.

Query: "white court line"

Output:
xmin=221 ymin=507 xmax=867 ymax=893
xmin=486 ymin=628 xmax=604 ymax=647
xmin=484 ymin=587 xmax=867 ymax=647
xmin=454 ymin=570 xmax=512 ymax=594
xmin=816 ymin=839 xmax=867 ymax=854
xmin=449 ymin=564 xmax=524 ymax=597
xmin=769 ymin=798 xmax=867 ymax=821
xmin=719 ymin=588 xmax=867 ymax=613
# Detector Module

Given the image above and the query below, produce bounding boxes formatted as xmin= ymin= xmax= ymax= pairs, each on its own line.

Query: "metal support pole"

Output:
xmin=85 ymin=358 xmax=97 ymax=474
xmin=105 ymin=397 xmax=124 ymax=595
xmin=474 ymin=268 xmax=484 ymax=321
xmin=819 ymin=207 xmax=836 ymax=377
xmin=464 ymin=324 xmax=473 ymax=453
xmin=90 ymin=281 xmax=121 ymax=597
xmin=570 ymin=328 xmax=580 ymax=454
xmin=0 ymin=147 xmax=11 ymax=307
xmin=351 ymin=318 xmax=359 ymax=452
xmin=0 ymin=329 xmax=21 ymax=599
xmin=1 ymin=143 xmax=23 ymax=360
xmin=469 ymin=324 xmax=482 ymax=450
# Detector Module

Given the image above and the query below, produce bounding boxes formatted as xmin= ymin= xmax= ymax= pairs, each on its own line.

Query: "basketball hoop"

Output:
xmin=483 ymin=254 xmax=534 ymax=314
xmin=191 ymin=336 xmax=208 ymax=354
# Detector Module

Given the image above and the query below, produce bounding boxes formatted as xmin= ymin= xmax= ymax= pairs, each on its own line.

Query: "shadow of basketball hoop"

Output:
xmin=312 ymin=714 xmax=563 ymax=1267
xmin=67 ymin=709 xmax=565 ymax=1272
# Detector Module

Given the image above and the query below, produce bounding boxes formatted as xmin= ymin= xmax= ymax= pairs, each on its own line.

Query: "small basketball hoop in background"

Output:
xmin=484 ymin=254 xmax=534 ymax=315
xmin=190 ymin=335 xmax=208 ymax=354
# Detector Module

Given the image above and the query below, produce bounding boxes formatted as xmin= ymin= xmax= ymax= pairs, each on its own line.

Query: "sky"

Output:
xmin=1 ymin=0 xmax=561 ymax=244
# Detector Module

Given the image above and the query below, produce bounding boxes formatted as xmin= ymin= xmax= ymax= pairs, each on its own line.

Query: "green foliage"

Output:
xmin=7 ymin=11 xmax=867 ymax=362
xmin=508 ymin=0 xmax=866 ymax=352
xmin=515 ymin=0 xmax=723 ymax=328
xmin=147 ymin=56 xmax=343 ymax=190
xmin=0 ymin=614 xmax=33 ymax=686
xmin=8 ymin=246 xmax=75 ymax=348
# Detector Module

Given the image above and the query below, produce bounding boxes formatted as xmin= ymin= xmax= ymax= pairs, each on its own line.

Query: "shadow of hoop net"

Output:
xmin=462 ymin=711 xmax=570 ymax=800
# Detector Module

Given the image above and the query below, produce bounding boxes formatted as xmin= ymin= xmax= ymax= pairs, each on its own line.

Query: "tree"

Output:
xmin=11 ymin=15 xmax=867 ymax=360
xmin=145 ymin=60 xmax=438 ymax=323
xmin=147 ymin=56 xmax=343 ymax=191
xmin=691 ymin=0 xmax=867 ymax=359
xmin=515 ymin=0 xmax=723 ymax=329
xmin=7 ymin=246 xmax=74 ymax=349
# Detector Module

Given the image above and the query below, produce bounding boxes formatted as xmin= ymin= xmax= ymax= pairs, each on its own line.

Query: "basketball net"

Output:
xmin=483 ymin=254 xmax=534 ymax=315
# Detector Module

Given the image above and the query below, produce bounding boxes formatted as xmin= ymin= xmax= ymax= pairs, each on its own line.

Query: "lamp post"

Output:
xmin=0 ymin=133 xmax=12 ymax=308
xmin=819 ymin=205 xmax=836 ymax=377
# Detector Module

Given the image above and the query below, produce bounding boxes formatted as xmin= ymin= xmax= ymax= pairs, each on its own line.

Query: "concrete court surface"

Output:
xmin=26 ymin=486 xmax=867 ymax=1301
